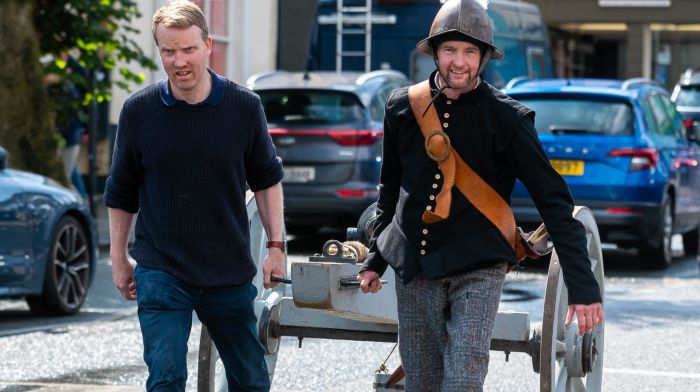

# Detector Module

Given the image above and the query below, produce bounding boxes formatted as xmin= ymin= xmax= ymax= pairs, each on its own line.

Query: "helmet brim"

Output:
xmin=416 ymin=33 xmax=504 ymax=60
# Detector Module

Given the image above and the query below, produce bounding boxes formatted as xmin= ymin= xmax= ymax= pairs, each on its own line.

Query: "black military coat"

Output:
xmin=361 ymin=72 xmax=602 ymax=305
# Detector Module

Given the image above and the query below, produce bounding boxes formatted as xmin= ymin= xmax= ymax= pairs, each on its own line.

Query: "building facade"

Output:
xmin=109 ymin=0 xmax=278 ymax=124
xmin=526 ymin=0 xmax=700 ymax=89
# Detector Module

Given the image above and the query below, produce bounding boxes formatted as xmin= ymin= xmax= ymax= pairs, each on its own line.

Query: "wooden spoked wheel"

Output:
xmin=539 ymin=206 xmax=605 ymax=392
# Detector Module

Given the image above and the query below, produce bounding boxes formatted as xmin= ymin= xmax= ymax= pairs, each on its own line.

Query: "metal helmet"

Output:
xmin=416 ymin=0 xmax=504 ymax=60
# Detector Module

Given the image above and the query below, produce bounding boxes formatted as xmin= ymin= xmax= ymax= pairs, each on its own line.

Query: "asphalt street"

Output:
xmin=0 ymin=236 xmax=699 ymax=391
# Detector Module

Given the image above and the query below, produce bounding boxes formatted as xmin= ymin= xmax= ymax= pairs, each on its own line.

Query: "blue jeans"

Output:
xmin=134 ymin=265 xmax=270 ymax=392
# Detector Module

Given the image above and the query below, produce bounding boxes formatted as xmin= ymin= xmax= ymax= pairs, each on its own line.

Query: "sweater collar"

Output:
xmin=159 ymin=68 xmax=224 ymax=107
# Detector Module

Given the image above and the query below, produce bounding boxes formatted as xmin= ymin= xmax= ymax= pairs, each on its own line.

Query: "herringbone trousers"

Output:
xmin=395 ymin=263 xmax=507 ymax=392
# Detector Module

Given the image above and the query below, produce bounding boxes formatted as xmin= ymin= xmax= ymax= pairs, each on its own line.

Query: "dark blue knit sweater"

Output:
xmin=104 ymin=71 xmax=283 ymax=287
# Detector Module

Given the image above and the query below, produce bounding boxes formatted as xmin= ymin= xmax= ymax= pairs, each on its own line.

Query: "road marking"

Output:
xmin=606 ymin=367 xmax=700 ymax=379
xmin=0 ymin=307 xmax=136 ymax=337
xmin=0 ymin=382 xmax=139 ymax=391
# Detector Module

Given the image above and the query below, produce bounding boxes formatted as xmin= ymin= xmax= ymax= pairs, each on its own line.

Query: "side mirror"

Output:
xmin=0 ymin=147 xmax=7 ymax=170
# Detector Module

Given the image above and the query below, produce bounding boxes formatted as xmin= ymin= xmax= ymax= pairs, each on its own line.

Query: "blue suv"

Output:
xmin=504 ymin=78 xmax=700 ymax=268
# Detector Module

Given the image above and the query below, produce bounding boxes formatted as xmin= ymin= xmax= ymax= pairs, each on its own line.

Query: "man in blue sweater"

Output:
xmin=104 ymin=1 xmax=284 ymax=390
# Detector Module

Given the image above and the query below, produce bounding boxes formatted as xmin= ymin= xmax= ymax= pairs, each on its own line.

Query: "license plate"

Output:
xmin=283 ymin=166 xmax=316 ymax=183
xmin=550 ymin=160 xmax=584 ymax=176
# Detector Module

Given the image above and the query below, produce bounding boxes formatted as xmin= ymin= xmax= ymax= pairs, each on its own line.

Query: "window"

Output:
xmin=648 ymin=95 xmax=673 ymax=136
xmin=658 ymin=95 xmax=685 ymax=139
xmin=370 ymin=84 xmax=399 ymax=122
xmin=410 ymin=50 xmax=434 ymax=84
xmin=641 ymin=98 xmax=659 ymax=135
xmin=259 ymin=90 xmax=364 ymax=125
xmin=527 ymin=47 xmax=546 ymax=80
xmin=676 ymin=86 xmax=700 ymax=107
xmin=192 ymin=0 xmax=229 ymax=75
xmin=516 ymin=96 xmax=634 ymax=136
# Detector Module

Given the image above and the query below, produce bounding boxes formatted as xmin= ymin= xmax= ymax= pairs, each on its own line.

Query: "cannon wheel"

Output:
xmin=539 ymin=206 xmax=605 ymax=392
xmin=197 ymin=191 xmax=287 ymax=391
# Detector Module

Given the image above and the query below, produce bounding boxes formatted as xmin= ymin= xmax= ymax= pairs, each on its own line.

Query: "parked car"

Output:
xmin=504 ymin=78 xmax=700 ymax=268
xmin=671 ymin=68 xmax=700 ymax=140
xmin=0 ymin=146 xmax=96 ymax=314
xmin=248 ymin=70 xmax=410 ymax=232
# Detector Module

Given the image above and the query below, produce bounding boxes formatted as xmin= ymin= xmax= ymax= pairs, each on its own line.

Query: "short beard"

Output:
xmin=436 ymin=69 xmax=477 ymax=91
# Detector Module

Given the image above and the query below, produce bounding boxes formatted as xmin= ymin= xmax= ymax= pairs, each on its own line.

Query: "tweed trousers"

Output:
xmin=395 ymin=263 xmax=508 ymax=392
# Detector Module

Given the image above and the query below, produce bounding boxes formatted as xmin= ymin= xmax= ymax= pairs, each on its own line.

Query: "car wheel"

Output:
xmin=26 ymin=216 xmax=92 ymax=316
xmin=682 ymin=225 xmax=700 ymax=257
xmin=639 ymin=200 xmax=673 ymax=269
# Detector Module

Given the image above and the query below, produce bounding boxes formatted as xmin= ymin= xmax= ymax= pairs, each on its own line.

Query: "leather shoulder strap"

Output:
xmin=407 ymin=81 xmax=437 ymax=139
xmin=407 ymin=81 xmax=520 ymax=254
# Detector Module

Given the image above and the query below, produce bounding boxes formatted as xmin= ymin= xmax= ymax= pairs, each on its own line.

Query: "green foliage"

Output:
xmin=34 ymin=0 xmax=156 ymax=105
xmin=0 ymin=0 xmax=65 ymax=181
xmin=0 ymin=0 xmax=155 ymax=180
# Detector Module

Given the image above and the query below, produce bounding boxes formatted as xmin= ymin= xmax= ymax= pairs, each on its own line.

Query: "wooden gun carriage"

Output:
xmin=197 ymin=192 xmax=605 ymax=391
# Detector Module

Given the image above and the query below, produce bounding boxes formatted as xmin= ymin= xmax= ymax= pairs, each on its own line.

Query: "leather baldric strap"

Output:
xmin=408 ymin=81 xmax=525 ymax=258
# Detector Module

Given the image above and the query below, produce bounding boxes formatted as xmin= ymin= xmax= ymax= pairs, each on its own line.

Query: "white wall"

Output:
xmin=109 ymin=0 xmax=278 ymax=125
xmin=109 ymin=0 xmax=158 ymax=126
xmin=228 ymin=0 xmax=278 ymax=85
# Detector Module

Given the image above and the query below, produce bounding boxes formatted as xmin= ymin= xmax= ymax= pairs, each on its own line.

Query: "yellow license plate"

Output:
xmin=550 ymin=160 xmax=584 ymax=176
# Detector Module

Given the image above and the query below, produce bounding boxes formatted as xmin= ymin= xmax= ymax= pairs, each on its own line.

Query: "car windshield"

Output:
xmin=675 ymin=86 xmax=700 ymax=107
xmin=259 ymin=90 xmax=364 ymax=125
xmin=517 ymin=96 xmax=634 ymax=136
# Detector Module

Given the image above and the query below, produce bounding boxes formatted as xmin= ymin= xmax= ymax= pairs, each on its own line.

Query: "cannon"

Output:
xmin=197 ymin=192 xmax=605 ymax=391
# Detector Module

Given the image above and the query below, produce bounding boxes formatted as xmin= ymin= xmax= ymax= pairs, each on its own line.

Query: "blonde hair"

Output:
xmin=152 ymin=0 xmax=208 ymax=45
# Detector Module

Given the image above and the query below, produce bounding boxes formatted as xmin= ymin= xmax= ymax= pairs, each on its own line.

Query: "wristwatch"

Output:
xmin=266 ymin=240 xmax=286 ymax=254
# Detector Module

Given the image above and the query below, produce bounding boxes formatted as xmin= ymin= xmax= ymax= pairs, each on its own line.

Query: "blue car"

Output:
xmin=504 ymin=78 xmax=700 ymax=268
xmin=0 ymin=146 xmax=97 ymax=314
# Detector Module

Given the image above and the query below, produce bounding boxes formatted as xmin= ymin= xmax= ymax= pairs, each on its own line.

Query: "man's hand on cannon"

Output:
xmin=357 ymin=270 xmax=382 ymax=293
xmin=566 ymin=303 xmax=605 ymax=336
xmin=263 ymin=247 xmax=286 ymax=289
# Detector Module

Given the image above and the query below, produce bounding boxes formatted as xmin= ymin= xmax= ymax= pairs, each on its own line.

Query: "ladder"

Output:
xmin=336 ymin=0 xmax=372 ymax=73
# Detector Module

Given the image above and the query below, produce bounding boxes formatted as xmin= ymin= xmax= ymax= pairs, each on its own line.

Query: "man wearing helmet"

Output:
xmin=357 ymin=0 xmax=604 ymax=390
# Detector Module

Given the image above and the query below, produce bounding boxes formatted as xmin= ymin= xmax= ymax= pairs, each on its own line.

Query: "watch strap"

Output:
xmin=266 ymin=240 xmax=286 ymax=253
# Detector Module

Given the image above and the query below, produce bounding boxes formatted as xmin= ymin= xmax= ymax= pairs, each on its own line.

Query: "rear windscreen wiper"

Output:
xmin=549 ymin=125 xmax=599 ymax=135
